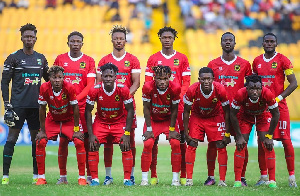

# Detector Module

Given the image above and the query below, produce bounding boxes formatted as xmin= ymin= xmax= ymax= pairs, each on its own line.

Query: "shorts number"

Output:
xmin=279 ymin=121 xmax=287 ymax=130
xmin=217 ymin=122 xmax=226 ymax=132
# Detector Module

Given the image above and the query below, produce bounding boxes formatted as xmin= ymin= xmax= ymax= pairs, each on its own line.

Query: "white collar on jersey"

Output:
xmin=52 ymin=88 xmax=62 ymax=96
xmin=220 ymin=55 xmax=237 ymax=65
xmin=200 ymin=83 xmax=214 ymax=99
xmin=102 ymin=82 xmax=116 ymax=96
xmin=263 ymin=52 xmax=277 ymax=62
xmin=68 ymin=51 xmax=83 ymax=62
xmin=160 ymin=50 xmax=177 ymax=59
xmin=249 ymin=97 xmax=259 ymax=103
xmin=112 ymin=51 xmax=127 ymax=61
xmin=157 ymin=87 xmax=168 ymax=95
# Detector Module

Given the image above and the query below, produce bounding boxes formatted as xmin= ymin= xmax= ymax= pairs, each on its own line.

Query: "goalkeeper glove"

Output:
xmin=4 ymin=103 xmax=19 ymax=127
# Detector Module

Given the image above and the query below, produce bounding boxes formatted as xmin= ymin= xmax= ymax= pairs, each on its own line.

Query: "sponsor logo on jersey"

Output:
xmin=272 ymin=62 xmax=277 ymax=69
xmin=166 ymin=94 xmax=171 ymax=100
xmin=234 ymin=64 xmax=240 ymax=71
xmin=80 ymin=62 xmax=86 ymax=68
xmin=174 ymin=59 xmax=179 ymax=66
xmin=110 ymin=112 xmax=118 ymax=118
xmin=212 ymin=98 xmax=218 ymax=103
xmin=22 ymin=73 xmax=40 ymax=77
xmin=62 ymin=93 xmax=67 ymax=100
xmin=263 ymin=79 xmax=273 ymax=87
xmin=72 ymin=77 xmax=81 ymax=84
xmin=115 ymin=94 xmax=120 ymax=101
xmin=24 ymin=77 xmax=40 ymax=85
xmin=221 ymin=79 xmax=236 ymax=87
xmin=169 ymin=74 xmax=175 ymax=81
xmin=125 ymin=61 xmax=130 ymax=67
xmin=37 ymin=59 xmax=42 ymax=65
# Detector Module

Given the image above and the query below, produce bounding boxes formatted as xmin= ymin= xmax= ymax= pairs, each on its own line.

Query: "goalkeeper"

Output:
xmin=0 ymin=23 xmax=49 ymax=185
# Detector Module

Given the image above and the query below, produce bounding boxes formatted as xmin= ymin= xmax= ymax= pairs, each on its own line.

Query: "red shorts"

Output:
xmin=237 ymin=113 xmax=271 ymax=134
xmin=45 ymin=117 xmax=83 ymax=140
xmin=188 ymin=114 xmax=225 ymax=142
xmin=143 ymin=120 xmax=179 ymax=139
xmin=93 ymin=121 xmax=125 ymax=144
xmin=273 ymin=107 xmax=290 ymax=140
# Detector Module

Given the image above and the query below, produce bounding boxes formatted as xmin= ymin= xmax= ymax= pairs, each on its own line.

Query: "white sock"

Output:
xmin=33 ymin=174 xmax=38 ymax=179
xmin=172 ymin=172 xmax=179 ymax=181
xmin=289 ymin=175 xmax=295 ymax=179
xmin=261 ymin=175 xmax=268 ymax=178
xmin=38 ymin=174 xmax=45 ymax=179
xmin=209 ymin=176 xmax=215 ymax=179
xmin=78 ymin=176 xmax=85 ymax=179
xmin=142 ymin=172 xmax=148 ymax=181
xmin=105 ymin=167 xmax=112 ymax=177
xmin=124 ymin=179 xmax=130 ymax=182
xmin=87 ymin=176 xmax=92 ymax=179
xmin=131 ymin=167 xmax=135 ymax=176
xmin=3 ymin=175 xmax=9 ymax=179
xmin=92 ymin=178 xmax=99 ymax=183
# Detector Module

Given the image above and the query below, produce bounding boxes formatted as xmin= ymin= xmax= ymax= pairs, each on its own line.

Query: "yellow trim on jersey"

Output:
xmin=284 ymin=68 xmax=294 ymax=76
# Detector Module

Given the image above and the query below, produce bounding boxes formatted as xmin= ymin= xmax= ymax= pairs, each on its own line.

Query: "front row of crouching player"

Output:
xmin=35 ymin=64 xmax=279 ymax=187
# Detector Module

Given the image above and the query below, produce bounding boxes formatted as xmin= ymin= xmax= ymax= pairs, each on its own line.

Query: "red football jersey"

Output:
xmin=231 ymin=87 xmax=278 ymax=117
xmin=97 ymin=52 xmax=141 ymax=88
xmin=145 ymin=51 xmax=191 ymax=86
xmin=38 ymin=81 xmax=78 ymax=121
xmin=54 ymin=52 xmax=96 ymax=105
xmin=183 ymin=81 xmax=229 ymax=118
xmin=208 ymin=56 xmax=252 ymax=101
xmin=87 ymin=82 xmax=132 ymax=124
xmin=142 ymin=80 xmax=181 ymax=121
xmin=252 ymin=52 xmax=293 ymax=103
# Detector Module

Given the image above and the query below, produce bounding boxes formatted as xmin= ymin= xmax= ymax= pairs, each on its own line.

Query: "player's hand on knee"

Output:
xmin=180 ymin=131 xmax=186 ymax=143
xmin=4 ymin=103 xmax=19 ymax=127
xmin=89 ymin=134 xmax=99 ymax=151
xmin=216 ymin=140 xmax=226 ymax=149
xmin=120 ymin=134 xmax=130 ymax=151
xmin=142 ymin=131 xmax=154 ymax=141
xmin=169 ymin=131 xmax=180 ymax=141
xmin=35 ymin=131 xmax=47 ymax=145
xmin=222 ymin=135 xmax=231 ymax=146
xmin=263 ymin=138 xmax=274 ymax=151
xmin=236 ymin=136 xmax=246 ymax=151
xmin=73 ymin=131 xmax=84 ymax=141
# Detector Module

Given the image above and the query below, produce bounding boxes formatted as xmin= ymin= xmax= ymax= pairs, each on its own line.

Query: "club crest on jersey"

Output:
xmin=166 ymin=94 xmax=171 ymax=100
xmin=272 ymin=62 xmax=277 ymax=69
xmin=124 ymin=61 xmax=130 ymax=67
xmin=174 ymin=59 xmax=179 ymax=66
xmin=234 ymin=64 xmax=240 ymax=71
xmin=212 ymin=98 xmax=218 ymax=103
xmin=62 ymin=93 xmax=67 ymax=100
xmin=115 ymin=94 xmax=120 ymax=101
xmin=80 ymin=62 xmax=86 ymax=68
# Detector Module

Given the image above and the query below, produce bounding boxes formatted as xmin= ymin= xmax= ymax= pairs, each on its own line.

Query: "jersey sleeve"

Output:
xmin=181 ymin=55 xmax=191 ymax=76
xmin=231 ymin=89 xmax=244 ymax=110
xmin=121 ymin=85 xmax=133 ymax=105
xmin=1 ymin=54 xmax=15 ymax=102
xmin=245 ymin=60 xmax=252 ymax=76
xmin=87 ymin=57 xmax=96 ymax=77
xmin=145 ymin=56 xmax=155 ymax=78
xmin=252 ymin=58 xmax=258 ymax=74
xmin=281 ymin=55 xmax=293 ymax=70
xmin=183 ymin=85 xmax=195 ymax=106
xmin=97 ymin=58 xmax=107 ymax=74
xmin=142 ymin=82 xmax=152 ymax=102
xmin=217 ymin=83 xmax=230 ymax=106
xmin=131 ymin=56 xmax=141 ymax=74
xmin=264 ymin=88 xmax=278 ymax=110
xmin=42 ymin=54 xmax=49 ymax=82
xmin=171 ymin=84 xmax=181 ymax=104
xmin=67 ymin=83 xmax=78 ymax=105
xmin=86 ymin=85 xmax=99 ymax=105
xmin=38 ymin=84 xmax=47 ymax=105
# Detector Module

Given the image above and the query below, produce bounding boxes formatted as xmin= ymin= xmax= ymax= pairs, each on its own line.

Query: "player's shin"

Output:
xmin=234 ymin=146 xmax=246 ymax=181
xmin=241 ymin=145 xmax=248 ymax=178
xmin=141 ymin=139 xmax=154 ymax=172
xmin=180 ymin=142 xmax=187 ymax=178
xmin=84 ymin=136 xmax=91 ymax=177
xmin=217 ymin=147 xmax=227 ymax=181
xmin=88 ymin=151 xmax=99 ymax=180
xmin=36 ymin=138 xmax=47 ymax=176
xmin=122 ymin=150 xmax=133 ymax=180
xmin=150 ymin=142 xmax=158 ymax=178
xmin=207 ymin=142 xmax=217 ymax=177
xmin=262 ymin=143 xmax=276 ymax=181
xmin=170 ymin=139 xmax=181 ymax=173
xmin=282 ymin=139 xmax=295 ymax=176
xmin=32 ymin=142 xmax=38 ymax=176
xmin=74 ymin=138 xmax=86 ymax=177
xmin=186 ymin=145 xmax=197 ymax=179
xmin=58 ymin=136 xmax=69 ymax=176
xmin=3 ymin=141 xmax=16 ymax=176
xmin=258 ymin=140 xmax=268 ymax=176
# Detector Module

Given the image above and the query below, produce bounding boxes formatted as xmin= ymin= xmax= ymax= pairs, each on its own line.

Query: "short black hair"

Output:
xmin=109 ymin=25 xmax=128 ymax=39
xmin=20 ymin=23 xmax=37 ymax=35
xmin=199 ymin=67 xmax=214 ymax=77
xmin=100 ymin=63 xmax=119 ymax=73
xmin=245 ymin=74 xmax=262 ymax=86
xmin=153 ymin=65 xmax=172 ymax=77
xmin=263 ymin=32 xmax=277 ymax=42
xmin=48 ymin=65 xmax=64 ymax=75
xmin=68 ymin=31 xmax=84 ymax=42
xmin=157 ymin=26 xmax=178 ymax=39
xmin=221 ymin=32 xmax=235 ymax=42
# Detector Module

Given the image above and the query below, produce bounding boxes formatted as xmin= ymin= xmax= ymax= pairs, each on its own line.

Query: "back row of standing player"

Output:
xmin=1 ymin=23 xmax=297 ymax=187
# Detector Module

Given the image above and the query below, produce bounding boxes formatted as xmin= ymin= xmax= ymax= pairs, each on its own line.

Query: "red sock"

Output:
xmin=170 ymin=139 xmax=181 ymax=172
xmin=104 ymin=142 xmax=113 ymax=167
xmin=217 ymin=147 xmax=227 ymax=181
xmin=150 ymin=142 xmax=158 ymax=178
xmin=241 ymin=146 xmax=248 ymax=178
xmin=84 ymin=136 xmax=90 ymax=176
xmin=186 ymin=145 xmax=196 ymax=179
xmin=141 ymin=138 xmax=154 ymax=172
xmin=258 ymin=140 xmax=268 ymax=175
xmin=282 ymin=139 xmax=295 ymax=175
xmin=88 ymin=151 xmax=99 ymax=179
xmin=122 ymin=150 xmax=133 ymax=179
xmin=234 ymin=146 xmax=246 ymax=181
xmin=207 ymin=142 xmax=217 ymax=177
xmin=58 ymin=137 xmax=69 ymax=175
xmin=180 ymin=143 xmax=187 ymax=178
xmin=74 ymin=138 xmax=86 ymax=176
xmin=261 ymin=142 xmax=276 ymax=181
xmin=130 ymin=129 xmax=136 ymax=168
xmin=36 ymin=138 xmax=47 ymax=175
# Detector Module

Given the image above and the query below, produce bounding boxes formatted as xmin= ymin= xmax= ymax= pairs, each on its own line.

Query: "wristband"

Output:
xmin=124 ymin=131 xmax=131 ymax=136
xmin=169 ymin=126 xmax=175 ymax=132
xmin=265 ymin=134 xmax=273 ymax=139
xmin=74 ymin=126 xmax=80 ymax=132
xmin=275 ymin=95 xmax=283 ymax=103
xmin=224 ymin=132 xmax=231 ymax=138
xmin=146 ymin=127 xmax=152 ymax=132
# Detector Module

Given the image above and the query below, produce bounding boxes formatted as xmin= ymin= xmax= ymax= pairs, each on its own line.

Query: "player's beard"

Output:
xmin=224 ymin=47 xmax=234 ymax=54
xmin=264 ymin=48 xmax=275 ymax=54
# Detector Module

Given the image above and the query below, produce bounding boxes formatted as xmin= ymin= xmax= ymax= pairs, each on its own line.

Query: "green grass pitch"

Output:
xmin=0 ymin=145 xmax=299 ymax=196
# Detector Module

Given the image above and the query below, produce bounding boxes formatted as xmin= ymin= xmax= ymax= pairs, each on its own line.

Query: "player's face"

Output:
xmin=21 ymin=30 xmax=37 ymax=49
xmin=246 ymin=81 xmax=262 ymax=101
xmin=112 ymin=32 xmax=126 ymax=51
xmin=221 ymin=34 xmax=235 ymax=53
xmin=160 ymin=31 xmax=174 ymax=49
xmin=263 ymin=35 xmax=277 ymax=54
xmin=199 ymin=73 xmax=214 ymax=93
xmin=101 ymin=69 xmax=116 ymax=89
xmin=155 ymin=73 xmax=170 ymax=91
xmin=68 ymin=35 xmax=83 ymax=52
xmin=49 ymin=71 xmax=64 ymax=92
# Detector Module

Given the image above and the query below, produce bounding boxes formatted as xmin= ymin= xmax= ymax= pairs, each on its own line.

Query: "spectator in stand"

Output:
xmin=63 ymin=0 xmax=73 ymax=5
xmin=0 ymin=0 xmax=7 ymax=14
xmin=45 ymin=0 xmax=56 ymax=8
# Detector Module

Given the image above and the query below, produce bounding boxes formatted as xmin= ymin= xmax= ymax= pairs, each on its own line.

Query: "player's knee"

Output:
xmin=37 ymin=138 xmax=47 ymax=148
xmin=119 ymin=143 xmax=126 ymax=152
xmin=188 ymin=140 xmax=198 ymax=148
xmin=143 ymin=138 xmax=154 ymax=151
xmin=216 ymin=141 xmax=226 ymax=149
xmin=169 ymin=139 xmax=180 ymax=149
xmin=73 ymin=138 xmax=84 ymax=148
